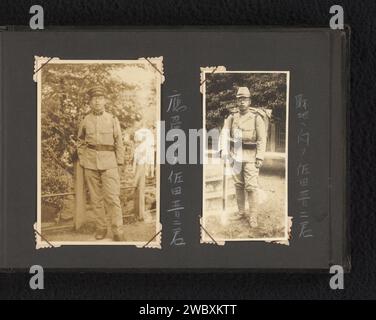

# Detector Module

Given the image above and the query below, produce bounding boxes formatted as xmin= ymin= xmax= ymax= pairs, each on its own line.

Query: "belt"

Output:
xmin=87 ymin=144 xmax=115 ymax=152
xmin=229 ymin=139 xmax=257 ymax=150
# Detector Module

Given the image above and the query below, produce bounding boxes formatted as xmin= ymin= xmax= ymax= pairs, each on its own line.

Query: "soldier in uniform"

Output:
xmin=221 ymin=87 xmax=267 ymax=227
xmin=77 ymin=85 xmax=125 ymax=241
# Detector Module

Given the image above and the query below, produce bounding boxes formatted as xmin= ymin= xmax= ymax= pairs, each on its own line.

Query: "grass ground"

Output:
xmin=43 ymin=220 xmax=156 ymax=242
xmin=204 ymin=171 xmax=287 ymax=240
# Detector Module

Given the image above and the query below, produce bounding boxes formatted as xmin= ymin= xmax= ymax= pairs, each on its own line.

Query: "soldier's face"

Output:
xmin=90 ymin=95 xmax=106 ymax=113
xmin=237 ymin=97 xmax=250 ymax=112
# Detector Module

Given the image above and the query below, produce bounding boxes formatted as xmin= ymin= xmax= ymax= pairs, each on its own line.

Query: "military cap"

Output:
xmin=236 ymin=87 xmax=251 ymax=98
xmin=87 ymin=85 xmax=106 ymax=98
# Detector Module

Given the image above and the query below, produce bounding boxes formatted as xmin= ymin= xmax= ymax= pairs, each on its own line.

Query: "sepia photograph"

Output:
xmin=202 ymin=70 xmax=289 ymax=242
xmin=36 ymin=58 xmax=162 ymax=247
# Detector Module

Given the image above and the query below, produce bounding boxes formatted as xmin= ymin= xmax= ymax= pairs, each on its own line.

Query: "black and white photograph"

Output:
xmin=202 ymin=70 xmax=290 ymax=242
xmin=36 ymin=58 xmax=162 ymax=247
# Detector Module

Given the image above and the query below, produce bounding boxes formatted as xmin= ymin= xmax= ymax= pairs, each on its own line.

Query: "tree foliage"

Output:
xmin=205 ymin=73 xmax=287 ymax=130
xmin=41 ymin=63 xmax=146 ymax=206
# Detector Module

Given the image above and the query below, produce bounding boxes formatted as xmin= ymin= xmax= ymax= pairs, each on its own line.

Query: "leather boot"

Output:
xmin=113 ymin=233 xmax=123 ymax=242
xmin=234 ymin=187 xmax=246 ymax=218
xmin=95 ymin=228 xmax=107 ymax=240
xmin=247 ymin=190 xmax=258 ymax=227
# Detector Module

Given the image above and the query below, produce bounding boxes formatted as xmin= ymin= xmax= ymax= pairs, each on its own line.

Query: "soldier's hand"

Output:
xmin=255 ymin=159 xmax=263 ymax=168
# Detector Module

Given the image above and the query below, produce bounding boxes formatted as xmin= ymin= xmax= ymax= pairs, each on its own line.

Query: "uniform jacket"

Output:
xmin=220 ymin=109 xmax=267 ymax=162
xmin=77 ymin=111 xmax=125 ymax=170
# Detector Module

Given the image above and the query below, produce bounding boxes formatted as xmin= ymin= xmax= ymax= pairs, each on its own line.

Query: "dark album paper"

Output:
xmin=0 ymin=27 xmax=349 ymax=271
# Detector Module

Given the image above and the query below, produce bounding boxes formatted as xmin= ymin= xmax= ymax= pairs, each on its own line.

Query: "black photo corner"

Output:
xmin=0 ymin=0 xmax=374 ymax=301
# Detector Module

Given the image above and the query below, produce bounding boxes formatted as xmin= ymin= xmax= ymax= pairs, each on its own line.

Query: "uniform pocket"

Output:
xmin=242 ymin=129 xmax=256 ymax=143
xmin=99 ymin=129 xmax=114 ymax=145
xmin=85 ymin=123 xmax=96 ymax=140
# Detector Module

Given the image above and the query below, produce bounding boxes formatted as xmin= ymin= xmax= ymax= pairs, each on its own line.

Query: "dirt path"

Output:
xmin=44 ymin=221 xmax=156 ymax=242
xmin=204 ymin=172 xmax=286 ymax=240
